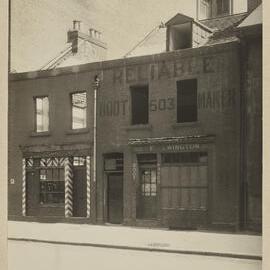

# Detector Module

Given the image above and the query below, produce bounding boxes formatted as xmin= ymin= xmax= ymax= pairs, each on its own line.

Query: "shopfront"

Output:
xmin=129 ymin=135 xmax=215 ymax=229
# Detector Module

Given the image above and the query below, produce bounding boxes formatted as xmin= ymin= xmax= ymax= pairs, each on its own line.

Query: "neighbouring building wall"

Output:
xmin=243 ymin=35 xmax=262 ymax=231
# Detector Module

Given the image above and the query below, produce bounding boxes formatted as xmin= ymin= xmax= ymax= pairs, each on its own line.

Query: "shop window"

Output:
xmin=35 ymin=96 xmax=49 ymax=132
xmin=131 ymin=86 xmax=149 ymax=125
xmin=161 ymin=152 xmax=208 ymax=210
xmin=39 ymin=168 xmax=65 ymax=205
xmin=162 ymin=152 xmax=208 ymax=164
xmin=217 ymin=0 xmax=230 ymax=15
xmin=71 ymin=92 xmax=87 ymax=129
xmin=177 ymin=79 xmax=197 ymax=123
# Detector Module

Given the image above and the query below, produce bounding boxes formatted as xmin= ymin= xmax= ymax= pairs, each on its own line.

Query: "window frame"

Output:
xmin=130 ymin=85 xmax=149 ymax=125
xmin=70 ymin=91 xmax=88 ymax=130
xmin=217 ymin=0 xmax=230 ymax=16
xmin=39 ymin=167 xmax=65 ymax=206
xmin=176 ymin=79 xmax=198 ymax=123
xmin=34 ymin=95 xmax=50 ymax=133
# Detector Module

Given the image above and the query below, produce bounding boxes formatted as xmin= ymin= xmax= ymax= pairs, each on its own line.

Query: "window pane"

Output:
xmin=177 ymin=79 xmax=197 ymax=123
xmin=36 ymin=97 xmax=49 ymax=132
xmin=72 ymin=92 xmax=87 ymax=129
xmin=131 ymin=86 xmax=149 ymax=125
xmin=39 ymin=162 xmax=65 ymax=205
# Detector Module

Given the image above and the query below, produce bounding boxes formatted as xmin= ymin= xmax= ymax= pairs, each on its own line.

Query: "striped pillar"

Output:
xmin=64 ymin=157 xmax=73 ymax=217
xmin=86 ymin=156 xmax=91 ymax=218
xmin=22 ymin=158 xmax=26 ymax=216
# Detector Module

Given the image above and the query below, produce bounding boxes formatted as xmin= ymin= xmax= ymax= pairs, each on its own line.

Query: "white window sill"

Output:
xmin=126 ymin=124 xmax=152 ymax=131
xmin=172 ymin=121 xmax=200 ymax=128
xmin=66 ymin=128 xmax=90 ymax=135
xmin=30 ymin=131 xmax=51 ymax=137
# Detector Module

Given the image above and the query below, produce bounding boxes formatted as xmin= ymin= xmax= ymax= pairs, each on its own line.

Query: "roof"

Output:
xmin=238 ymin=4 xmax=262 ymax=28
xmin=165 ymin=13 xmax=194 ymax=26
xmin=200 ymin=13 xmax=247 ymax=31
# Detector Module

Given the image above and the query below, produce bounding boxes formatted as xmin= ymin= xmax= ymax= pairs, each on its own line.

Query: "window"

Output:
xmin=177 ymin=79 xmax=197 ymax=123
xmin=217 ymin=0 xmax=230 ymax=15
xmin=35 ymin=96 xmax=49 ymax=132
xmin=138 ymin=154 xmax=157 ymax=197
xmin=141 ymin=169 xmax=157 ymax=197
xmin=71 ymin=92 xmax=87 ymax=129
xmin=73 ymin=156 xmax=86 ymax=166
xmin=39 ymin=157 xmax=65 ymax=205
xmin=161 ymin=152 xmax=208 ymax=210
xmin=200 ymin=0 xmax=211 ymax=20
xmin=131 ymin=86 xmax=149 ymax=125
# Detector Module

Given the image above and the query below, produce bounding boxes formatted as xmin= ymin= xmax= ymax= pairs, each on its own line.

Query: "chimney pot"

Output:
xmin=73 ymin=20 xmax=81 ymax=31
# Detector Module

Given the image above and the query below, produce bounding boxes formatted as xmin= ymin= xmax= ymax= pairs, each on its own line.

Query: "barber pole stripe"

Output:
xmin=86 ymin=156 xmax=91 ymax=218
xmin=64 ymin=157 xmax=73 ymax=217
xmin=52 ymin=158 xmax=58 ymax=167
xmin=22 ymin=158 xmax=26 ymax=216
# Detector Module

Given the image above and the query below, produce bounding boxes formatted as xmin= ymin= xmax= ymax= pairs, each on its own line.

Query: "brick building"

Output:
xmin=8 ymin=0 xmax=262 ymax=232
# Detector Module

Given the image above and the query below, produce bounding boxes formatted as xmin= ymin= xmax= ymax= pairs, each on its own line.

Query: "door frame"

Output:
xmin=105 ymin=171 xmax=124 ymax=224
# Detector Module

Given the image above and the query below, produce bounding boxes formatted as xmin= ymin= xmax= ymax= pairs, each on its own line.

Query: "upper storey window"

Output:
xmin=166 ymin=13 xmax=213 ymax=51
xmin=35 ymin=96 xmax=49 ymax=132
xmin=131 ymin=85 xmax=149 ymax=125
xmin=177 ymin=79 xmax=198 ymax=123
xmin=71 ymin=92 xmax=87 ymax=129
xmin=217 ymin=0 xmax=230 ymax=15
xmin=200 ymin=0 xmax=212 ymax=20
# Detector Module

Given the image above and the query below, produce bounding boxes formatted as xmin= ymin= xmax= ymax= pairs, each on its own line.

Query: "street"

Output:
xmin=8 ymin=239 xmax=261 ymax=270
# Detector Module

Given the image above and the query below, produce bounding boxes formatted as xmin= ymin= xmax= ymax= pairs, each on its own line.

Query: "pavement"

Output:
xmin=8 ymin=221 xmax=262 ymax=259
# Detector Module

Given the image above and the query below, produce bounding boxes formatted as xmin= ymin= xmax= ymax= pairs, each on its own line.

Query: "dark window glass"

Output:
xmin=162 ymin=152 xmax=208 ymax=164
xmin=39 ymin=168 xmax=65 ymax=205
xmin=131 ymin=86 xmax=149 ymax=125
xmin=177 ymin=79 xmax=197 ymax=123
xmin=217 ymin=0 xmax=230 ymax=15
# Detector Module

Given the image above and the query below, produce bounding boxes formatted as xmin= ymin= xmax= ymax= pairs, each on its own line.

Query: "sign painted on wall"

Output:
xmin=162 ymin=144 xmax=200 ymax=152
xmin=98 ymin=88 xmax=236 ymax=118
xmin=133 ymin=144 xmax=200 ymax=153
xmin=112 ymin=56 xmax=222 ymax=84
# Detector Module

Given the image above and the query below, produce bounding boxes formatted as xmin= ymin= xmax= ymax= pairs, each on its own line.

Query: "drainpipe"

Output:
xmin=93 ymin=75 xmax=100 ymax=221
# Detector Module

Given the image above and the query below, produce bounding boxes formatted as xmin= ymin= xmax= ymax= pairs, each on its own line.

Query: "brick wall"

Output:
xmin=9 ymin=41 xmax=242 ymax=230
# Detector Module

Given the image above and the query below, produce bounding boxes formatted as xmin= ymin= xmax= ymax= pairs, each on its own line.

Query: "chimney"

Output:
xmin=247 ymin=0 xmax=262 ymax=12
xmin=67 ymin=21 xmax=107 ymax=60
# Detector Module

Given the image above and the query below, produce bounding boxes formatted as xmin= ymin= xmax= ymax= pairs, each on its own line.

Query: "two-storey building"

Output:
xmin=8 ymin=0 xmax=262 ymax=232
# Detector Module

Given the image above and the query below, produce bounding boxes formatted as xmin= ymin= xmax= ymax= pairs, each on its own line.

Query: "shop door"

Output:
xmin=73 ymin=167 xmax=87 ymax=217
xmin=107 ymin=173 xmax=123 ymax=224
xmin=26 ymin=170 xmax=39 ymax=216
xmin=137 ymin=168 xmax=157 ymax=219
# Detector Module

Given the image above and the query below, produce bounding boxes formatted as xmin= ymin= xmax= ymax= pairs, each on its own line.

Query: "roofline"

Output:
xmin=199 ymin=11 xmax=248 ymax=23
xmin=9 ymin=40 xmax=239 ymax=82
xmin=165 ymin=13 xmax=194 ymax=26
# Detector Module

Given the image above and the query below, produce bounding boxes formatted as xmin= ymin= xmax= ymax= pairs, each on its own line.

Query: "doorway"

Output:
xmin=107 ymin=173 xmax=123 ymax=224
xmin=73 ymin=166 xmax=87 ymax=217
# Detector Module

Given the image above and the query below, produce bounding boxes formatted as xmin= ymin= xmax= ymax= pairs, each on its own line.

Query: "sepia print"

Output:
xmin=5 ymin=0 xmax=264 ymax=269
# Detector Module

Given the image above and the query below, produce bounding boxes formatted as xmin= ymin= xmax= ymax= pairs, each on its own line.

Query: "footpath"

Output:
xmin=8 ymin=221 xmax=262 ymax=260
